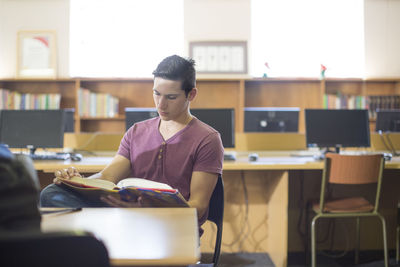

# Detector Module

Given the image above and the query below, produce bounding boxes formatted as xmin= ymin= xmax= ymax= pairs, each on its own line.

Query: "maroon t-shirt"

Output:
xmin=117 ymin=116 xmax=224 ymax=230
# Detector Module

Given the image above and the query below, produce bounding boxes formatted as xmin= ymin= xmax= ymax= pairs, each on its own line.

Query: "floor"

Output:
xmin=199 ymin=251 xmax=400 ymax=267
xmin=200 ymin=253 xmax=274 ymax=267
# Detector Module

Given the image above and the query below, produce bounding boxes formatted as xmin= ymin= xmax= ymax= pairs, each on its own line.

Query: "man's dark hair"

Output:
xmin=152 ymin=55 xmax=196 ymax=96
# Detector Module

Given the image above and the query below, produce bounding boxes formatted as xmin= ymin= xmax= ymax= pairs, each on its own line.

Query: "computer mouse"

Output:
xmin=248 ymin=153 xmax=259 ymax=162
xmin=70 ymin=153 xmax=83 ymax=161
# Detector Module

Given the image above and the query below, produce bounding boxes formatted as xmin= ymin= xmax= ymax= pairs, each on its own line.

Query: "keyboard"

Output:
xmin=29 ymin=153 xmax=70 ymax=161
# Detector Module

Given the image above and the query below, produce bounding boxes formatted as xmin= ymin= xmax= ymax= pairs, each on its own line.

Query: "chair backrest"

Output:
xmin=207 ymin=174 xmax=224 ymax=267
xmin=320 ymin=153 xmax=385 ymax=212
xmin=325 ymin=153 xmax=384 ymax=184
xmin=0 ymin=231 xmax=110 ymax=267
xmin=0 ymin=152 xmax=41 ymax=232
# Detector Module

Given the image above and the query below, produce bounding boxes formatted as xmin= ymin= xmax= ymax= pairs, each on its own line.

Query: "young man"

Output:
xmin=40 ymin=55 xmax=224 ymax=233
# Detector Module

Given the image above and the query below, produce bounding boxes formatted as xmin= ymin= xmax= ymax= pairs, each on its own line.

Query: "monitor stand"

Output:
xmin=27 ymin=145 xmax=37 ymax=157
xmin=314 ymin=146 xmax=341 ymax=160
xmin=378 ymin=131 xmax=400 ymax=156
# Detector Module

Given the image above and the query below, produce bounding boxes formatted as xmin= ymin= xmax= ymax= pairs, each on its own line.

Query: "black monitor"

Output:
xmin=0 ymin=110 xmax=65 ymax=151
xmin=125 ymin=107 xmax=235 ymax=148
xmin=244 ymin=107 xmax=299 ymax=132
xmin=375 ymin=110 xmax=400 ymax=132
xmin=125 ymin=108 xmax=159 ymax=130
xmin=305 ymin=109 xmax=370 ymax=152
xmin=191 ymin=108 xmax=235 ymax=148
xmin=64 ymin=108 xmax=75 ymax=133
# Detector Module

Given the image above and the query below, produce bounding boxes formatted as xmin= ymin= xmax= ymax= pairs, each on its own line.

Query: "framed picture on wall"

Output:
xmin=17 ymin=30 xmax=57 ymax=78
xmin=189 ymin=41 xmax=247 ymax=74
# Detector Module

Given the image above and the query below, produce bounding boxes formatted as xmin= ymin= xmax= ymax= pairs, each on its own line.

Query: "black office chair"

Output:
xmin=206 ymin=174 xmax=224 ymax=267
xmin=0 ymin=230 xmax=110 ymax=267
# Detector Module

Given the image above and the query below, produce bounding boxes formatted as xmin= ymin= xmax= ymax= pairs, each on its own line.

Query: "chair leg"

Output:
xmin=355 ymin=217 xmax=360 ymax=265
xmin=304 ymin=202 xmax=310 ymax=266
xmin=377 ymin=214 xmax=389 ymax=267
xmin=311 ymin=215 xmax=320 ymax=267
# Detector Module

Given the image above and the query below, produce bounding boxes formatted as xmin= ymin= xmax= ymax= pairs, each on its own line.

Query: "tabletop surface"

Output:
xmin=41 ymin=207 xmax=200 ymax=266
xmin=33 ymin=151 xmax=400 ymax=172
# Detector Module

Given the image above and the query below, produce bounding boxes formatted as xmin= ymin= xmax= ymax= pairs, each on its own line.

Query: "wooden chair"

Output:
xmin=0 ymin=230 xmax=110 ymax=267
xmin=310 ymin=153 xmax=388 ymax=267
xmin=207 ymin=174 xmax=224 ymax=267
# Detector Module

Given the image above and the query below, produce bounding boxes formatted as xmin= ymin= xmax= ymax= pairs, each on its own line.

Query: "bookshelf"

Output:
xmin=1 ymin=77 xmax=400 ymax=135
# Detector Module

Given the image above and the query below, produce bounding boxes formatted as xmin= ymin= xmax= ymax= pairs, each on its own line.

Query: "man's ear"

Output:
xmin=187 ymin=88 xmax=197 ymax=101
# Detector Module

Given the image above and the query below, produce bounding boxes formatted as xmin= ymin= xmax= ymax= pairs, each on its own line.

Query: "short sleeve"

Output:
xmin=192 ymin=132 xmax=224 ymax=175
xmin=117 ymin=128 xmax=132 ymax=160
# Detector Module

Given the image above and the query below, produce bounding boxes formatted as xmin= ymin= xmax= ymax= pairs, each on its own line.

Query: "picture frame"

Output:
xmin=189 ymin=41 xmax=247 ymax=74
xmin=17 ymin=30 xmax=57 ymax=78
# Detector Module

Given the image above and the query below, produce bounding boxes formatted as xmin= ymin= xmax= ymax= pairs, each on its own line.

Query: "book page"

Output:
xmin=117 ymin=178 xmax=173 ymax=190
xmin=62 ymin=176 xmax=117 ymax=191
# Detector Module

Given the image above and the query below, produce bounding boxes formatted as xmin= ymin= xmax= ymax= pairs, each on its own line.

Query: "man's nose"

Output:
xmin=158 ymin=96 xmax=167 ymax=109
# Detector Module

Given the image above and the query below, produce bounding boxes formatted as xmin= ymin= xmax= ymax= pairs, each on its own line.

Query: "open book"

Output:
xmin=59 ymin=176 xmax=189 ymax=207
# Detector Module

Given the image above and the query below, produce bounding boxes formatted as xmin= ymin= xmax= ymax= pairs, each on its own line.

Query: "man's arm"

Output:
xmin=92 ymin=154 xmax=132 ymax=183
xmin=54 ymin=154 xmax=131 ymax=184
xmin=187 ymin=171 xmax=218 ymax=219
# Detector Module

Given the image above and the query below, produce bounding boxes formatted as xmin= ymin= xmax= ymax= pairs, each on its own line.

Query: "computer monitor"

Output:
xmin=375 ymin=110 xmax=400 ymax=132
xmin=191 ymin=108 xmax=235 ymax=148
xmin=125 ymin=108 xmax=159 ymax=130
xmin=0 ymin=110 xmax=65 ymax=151
xmin=305 ymin=109 xmax=370 ymax=153
xmin=64 ymin=108 xmax=75 ymax=133
xmin=125 ymin=107 xmax=235 ymax=148
xmin=244 ymin=107 xmax=300 ymax=132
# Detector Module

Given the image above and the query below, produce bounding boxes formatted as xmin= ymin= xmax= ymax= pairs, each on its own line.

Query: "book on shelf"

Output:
xmin=368 ymin=95 xmax=400 ymax=119
xmin=78 ymin=88 xmax=119 ymax=118
xmin=59 ymin=176 xmax=189 ymax=207
xmin=0 ymin=88 xmax=60 ymax=110
xmin=323 ymin=94 xmax=368 ymax=110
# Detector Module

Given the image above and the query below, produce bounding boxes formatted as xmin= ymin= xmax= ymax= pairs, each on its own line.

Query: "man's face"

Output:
xmin=153 ymin=77 xmax=190 ymax=121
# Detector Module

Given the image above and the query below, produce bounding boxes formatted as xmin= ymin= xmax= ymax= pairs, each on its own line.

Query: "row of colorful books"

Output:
xmin=323 ymin=94 xmax=368 ymax=110
xmin=323 ymin=94 xmax=400 ymax=119
xmin=0 ymin=88 xmax=61 ymax=110
xmin=78 ymin=88 xmax=119 ymax=118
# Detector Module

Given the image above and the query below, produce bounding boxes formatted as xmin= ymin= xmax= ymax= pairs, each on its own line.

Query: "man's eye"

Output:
xmin=167 ymin=96 xmax=177 ymax=100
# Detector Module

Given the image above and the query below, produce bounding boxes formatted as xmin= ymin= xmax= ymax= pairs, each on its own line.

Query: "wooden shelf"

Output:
xmin=80 ymin=115 xmax=125 ymax=120
xmin=1 ymin=77 xmax=400 ymax=135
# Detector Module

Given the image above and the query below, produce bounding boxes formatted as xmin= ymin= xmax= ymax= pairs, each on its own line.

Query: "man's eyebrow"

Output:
xmin=153 ymin=90 xmax=180 ymax=96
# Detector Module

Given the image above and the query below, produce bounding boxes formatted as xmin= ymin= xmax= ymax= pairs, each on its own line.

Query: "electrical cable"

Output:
xmin=250 ymin=175 xmax=272 ymax=252
xmin=238 ymin=171 xmax=251 ymax=251
xmin=222 ymin=171 xmax=250 ymax=249
xmin=378 ymin=130 xmax=395 ymax=155
xmin=297 ymin=171 xmax=306 ymax=245
xmin=385 ymin=132 xmax=399 ymax=156
xmin=319 ymin=219 xmax=350 ymax=258
xmin=72 ymin=132 xmax=101 ymax=155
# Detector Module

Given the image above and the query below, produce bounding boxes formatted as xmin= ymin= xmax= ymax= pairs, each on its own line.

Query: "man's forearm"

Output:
xmin=188 ymin=199 xmax=208 ymax=219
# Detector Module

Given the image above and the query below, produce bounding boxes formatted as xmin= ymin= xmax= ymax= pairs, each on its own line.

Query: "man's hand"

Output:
xmin=53 ymin=166 xmax=82 ymax=184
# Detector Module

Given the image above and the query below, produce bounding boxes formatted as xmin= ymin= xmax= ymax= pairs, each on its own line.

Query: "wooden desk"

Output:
xmin=35 ymin=152 xmax=400 ymax=267
xmin=41 ymin=208 xmax=200 ymax=266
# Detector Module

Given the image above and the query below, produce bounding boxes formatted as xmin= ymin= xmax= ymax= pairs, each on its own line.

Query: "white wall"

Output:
xmin=184 ymin=0 xmax=250 ymax=46
xmin=0 ymin=0 xmax=400 ymax=78
xmin=364 ymin=0 xmax=400 ymax=78
xmin=0 ymin=0 xmax=70 ymax=78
